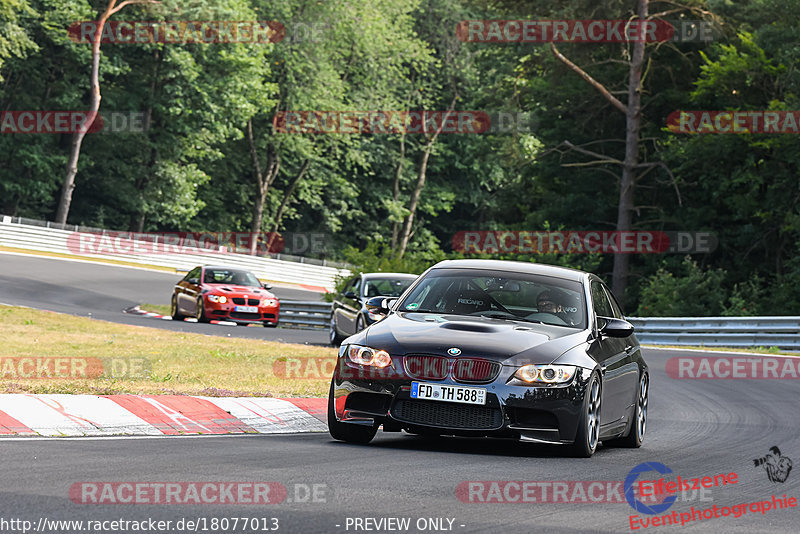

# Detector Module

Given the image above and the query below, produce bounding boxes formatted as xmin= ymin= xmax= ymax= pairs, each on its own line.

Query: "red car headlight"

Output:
xmin=262 ymin=298 xmax=278 ymax=307
xmin=207 ymin=295 xmax=227 ymax=304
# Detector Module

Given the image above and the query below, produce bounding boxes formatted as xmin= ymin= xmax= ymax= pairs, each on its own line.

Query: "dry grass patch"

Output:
xmin=0 ymin=305 xmax=334 ymax=397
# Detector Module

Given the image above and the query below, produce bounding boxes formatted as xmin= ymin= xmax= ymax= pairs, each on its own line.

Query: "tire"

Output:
xmin=355 ymin=314 xmax=365 ymax=333
xmin=195 ymin=297 xmax=208 ymax=323
xmin=329 ymin=314 xmax=345 ymax=346
xmin=170 ymin=295 xmax=185 ymax=321
xmin=605 ymin=373 xmax=648 ymax=448
xmin=327 ymin=381 xmax=377 ymax=444
xmin=568 ymin=371 xmax=601 ymax=458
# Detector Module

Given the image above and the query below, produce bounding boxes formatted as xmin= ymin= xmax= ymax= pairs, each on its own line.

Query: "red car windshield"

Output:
xmin=203 ymin=269 xmax=262 ymax=287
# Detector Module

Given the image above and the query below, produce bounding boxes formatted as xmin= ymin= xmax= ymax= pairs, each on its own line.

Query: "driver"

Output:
xmin=537 ymin=290 xmax=569 ymax=322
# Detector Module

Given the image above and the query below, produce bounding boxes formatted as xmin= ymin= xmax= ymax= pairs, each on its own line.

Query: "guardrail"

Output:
xmin=628 ymin=317 xmax=800 ymax=350
xmin=277 ymin=304 xmax=800 ymax=349
xmin=0 ymin=215 xmax=350 ymax=292
xmin=278 ymin=301 xmax=332 ymax=330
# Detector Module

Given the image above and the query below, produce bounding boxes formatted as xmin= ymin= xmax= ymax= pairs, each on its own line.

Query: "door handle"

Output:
xmin=624 ymin=345 xmax=635 ymax=355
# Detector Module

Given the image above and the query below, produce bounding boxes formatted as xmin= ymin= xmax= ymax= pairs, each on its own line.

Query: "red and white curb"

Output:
xmin=0 ymin=394 xmax=327 ymax=437
xmin=124 ymin=306 xmax=243 ymax=327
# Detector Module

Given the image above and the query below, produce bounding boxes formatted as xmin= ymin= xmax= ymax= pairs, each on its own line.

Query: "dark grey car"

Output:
xmin=329 ymin=272 xmax=417 ymax=345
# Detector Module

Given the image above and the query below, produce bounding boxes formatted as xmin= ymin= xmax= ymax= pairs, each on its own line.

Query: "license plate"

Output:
xmin=234 ymin=305 xmax=258 ymax=313
xmin=410 ymin=382 xmax=486 ymax=405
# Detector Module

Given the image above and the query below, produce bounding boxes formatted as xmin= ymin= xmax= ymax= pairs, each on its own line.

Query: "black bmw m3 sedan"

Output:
xmin=327 ymin=259 xmax=648 ymax=457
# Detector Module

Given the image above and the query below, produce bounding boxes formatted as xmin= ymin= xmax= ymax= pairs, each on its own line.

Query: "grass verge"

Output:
xmin=0 ymin=305 xmax=335 ymax=397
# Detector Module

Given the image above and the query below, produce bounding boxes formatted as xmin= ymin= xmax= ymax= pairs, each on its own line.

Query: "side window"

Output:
xmin=603 ymin=285 xmax=624 ymax=319
xmin=184 ymin=267 xmax=200 ymax=282
xmin=590 ymin=281 xmax=614 ymax=318
xmin=343 ymin=277 xmax=358 ymax=294
xmin=353 ymin=278 xmax=362 ymax=295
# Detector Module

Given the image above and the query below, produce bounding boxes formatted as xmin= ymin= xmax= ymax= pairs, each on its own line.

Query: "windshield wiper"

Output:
xmin=479 ymin=312 xmax=542 ymax=324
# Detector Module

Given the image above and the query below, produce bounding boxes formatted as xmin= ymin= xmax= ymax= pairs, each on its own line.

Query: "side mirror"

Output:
xmin=262 ymin=283 xmax=272 ymax=290
xmin=188 ymin=278 xmax=199 ymax=285
xmin=344 ymin=290 xmax=358 ymax=300
xmin=598 ymin=317 xmax=634 ymax=338
xmin=365 ymin=296 xmax=396 ymax=317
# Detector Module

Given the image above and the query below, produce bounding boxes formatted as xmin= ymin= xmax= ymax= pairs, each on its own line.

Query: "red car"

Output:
xmin=171 ymin=265 xmax=279 ymax=326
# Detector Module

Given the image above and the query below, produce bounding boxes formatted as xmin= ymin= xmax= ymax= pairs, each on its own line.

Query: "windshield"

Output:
xmin=363 ymin=278 xmax=415 ymax=298
xmin=397 ymin=268 xmax=586 ymax=329
xmin=203 ymin=268 xmax=262 ymax=287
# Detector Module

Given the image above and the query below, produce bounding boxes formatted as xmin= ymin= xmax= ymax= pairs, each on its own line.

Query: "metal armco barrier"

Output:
xmin=278 ymin=301 xmax=332 ymax=329
xmin=277 ymin=304 xmax=800 ymax=349
xmin=0 ymin=215 xmax=350 ymax=292
xmin=628 ymin=316 xmax=800 ymax=350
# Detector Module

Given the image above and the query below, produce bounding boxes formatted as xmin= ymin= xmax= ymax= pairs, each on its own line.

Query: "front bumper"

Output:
xmin=331 ymin=355 xmax=592 ymax=444
xmin=203 ymin=299 xmax=279 ymax=324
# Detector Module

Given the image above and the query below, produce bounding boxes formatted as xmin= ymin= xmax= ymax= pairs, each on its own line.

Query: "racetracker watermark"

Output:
xmin=67 ymin=21 xmax=285 ymax=44
xmin=0 ymin=357 xmax=149 ymax=379
xmin=666 ymin=356 xmax=800 ymax=379
xmin=667 ymin=110 xmax=800 ymax=134
xmin=69 ymin=482 xmax=327 ymax=504
xmin=0 ymin=111 xmax=145 ymax=134
xmin=455 ymin=480 xmax=711 ymax=504
xmin=455 ymin=20 xmax=716 ymax=43
xmin=65 ymin=231 xmax=328 ymax=256
xmin=451 ymin=231 xmax=717 ymax=254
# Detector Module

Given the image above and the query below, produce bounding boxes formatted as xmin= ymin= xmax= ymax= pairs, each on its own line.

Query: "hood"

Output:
xmin=361 ymin=312 xmax=589 ymax=365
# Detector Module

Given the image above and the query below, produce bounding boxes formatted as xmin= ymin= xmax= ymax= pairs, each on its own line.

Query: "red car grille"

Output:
xmin=232 ymin=297 xmax=260 ymax=306
xmin=404 ymin=355 xmax=449 ymax=380
xmin=452 ymin=358 xmax=501 ymax=383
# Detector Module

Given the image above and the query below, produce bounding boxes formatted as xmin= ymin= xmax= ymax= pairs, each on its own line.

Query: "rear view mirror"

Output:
xmin=598 ymin=317 xmax=634 ymax=338
xmin=344 ymin=291 xmax=358 ymax=300
xmin=188 ymin=278 xmax=199 ymax=285
xmin=365 ymin=296 xmax=396 ymax=317
xmin=262 ymin=283 xmax=272 ymax=290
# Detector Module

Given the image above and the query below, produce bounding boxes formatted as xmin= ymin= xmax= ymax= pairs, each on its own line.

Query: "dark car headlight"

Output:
xmin=514 ymin=364 xmax=576 ymax=384
xmin=346 ymin=345 xmax=392 ymax=368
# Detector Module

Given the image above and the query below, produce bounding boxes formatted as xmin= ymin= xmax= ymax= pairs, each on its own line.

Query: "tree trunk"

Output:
xmin=266 ymin=159 xmax=310 ymax=253
xmin=247 ymin=119 xmax=280 ymax=255
xmin=54 ymin=0 xmax=157 ymax=224
xmin=390 ymin=133 xmax=406 ymax=251
xmin=612 ymin=0 xmax=648 ymax=302
xmin=396 ymin=95 xmax=458 ymax=259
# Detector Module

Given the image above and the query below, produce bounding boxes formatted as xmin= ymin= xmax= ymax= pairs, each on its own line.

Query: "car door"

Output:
xmin=333 ymin=277 xmax=358 ymax=335
xmin=603 ymin=284 xmax=641 ymax=426
xmin=341 ymin=277 xmax=362 ymax=334
xmin=586 ymin=279 xmax=628 ymax=433
xmin=178 ymin=267 xmax=202 ymax=314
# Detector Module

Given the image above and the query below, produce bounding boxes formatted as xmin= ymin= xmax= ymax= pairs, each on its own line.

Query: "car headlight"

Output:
xmin=262 ymin=298 xmax=278 ymax=307
xmin=207 ymin=295 xmax=227 ymax=303
xmin=346 ymin=345 xmax=392 ymax=368
xmin=514 ymin=364 xmax=576 ymax=384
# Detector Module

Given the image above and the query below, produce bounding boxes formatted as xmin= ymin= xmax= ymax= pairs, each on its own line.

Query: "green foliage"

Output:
xmin=636 ymin=257 xmax=727 ymax=317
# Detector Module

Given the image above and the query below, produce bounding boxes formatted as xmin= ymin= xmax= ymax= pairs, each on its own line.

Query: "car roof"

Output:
xmin=361 ymin=272 xmax=418 ymax=280
xmin=428 ymin=259 xmax=587 ymax=282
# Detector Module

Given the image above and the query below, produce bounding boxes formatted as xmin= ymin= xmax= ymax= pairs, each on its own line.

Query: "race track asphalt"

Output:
xmin=0 ymin=252 xmax=330 ymax=345
xmin=1 ymin=253 xmax=798 ymax=533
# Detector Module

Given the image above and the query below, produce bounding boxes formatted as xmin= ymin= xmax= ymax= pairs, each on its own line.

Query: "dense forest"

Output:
xmin=1 ymin=0 xmax=798 ymax=316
